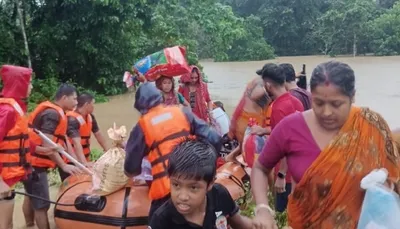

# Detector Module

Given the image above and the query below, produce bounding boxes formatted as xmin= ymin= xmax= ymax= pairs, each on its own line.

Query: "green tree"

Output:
xmin=369 ymin=1 xmax=400 ymax=55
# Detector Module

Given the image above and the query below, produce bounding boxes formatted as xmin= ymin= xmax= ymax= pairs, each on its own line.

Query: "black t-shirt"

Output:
xmin=148 ymin=183 xmax=239 ymax=229
xmin=67 ymin=113 xmax=100 ymax=138
xmin=32 ymin=108 xmax=62 ymax=135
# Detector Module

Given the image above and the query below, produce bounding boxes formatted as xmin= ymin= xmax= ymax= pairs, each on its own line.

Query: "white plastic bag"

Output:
xmin=133 ymin=157 xmax=153 ymax=182
xmin=357 ymin=169 xmax=400 ymax=229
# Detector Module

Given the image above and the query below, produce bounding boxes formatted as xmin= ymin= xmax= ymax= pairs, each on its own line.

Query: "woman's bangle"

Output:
xmin=255 ymin=204 xmax=275 ymax=217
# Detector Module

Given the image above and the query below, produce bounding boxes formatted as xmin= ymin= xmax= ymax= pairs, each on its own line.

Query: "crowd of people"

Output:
xmin=1 ymin=60 xmax=399 ymax=229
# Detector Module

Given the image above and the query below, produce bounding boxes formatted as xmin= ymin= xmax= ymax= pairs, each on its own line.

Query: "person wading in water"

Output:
xmin=25 ymin=84 xmax=81 ymax=229
xmin=65 ymin=93 xmax=109 ymax=178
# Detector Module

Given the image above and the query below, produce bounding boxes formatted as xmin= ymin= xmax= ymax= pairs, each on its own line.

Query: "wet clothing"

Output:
xmin=125 ymin=105 xmax=222 ymax=175
xmin=125 ymin=82 xmax=222 ymax=219
xmin=125 ymin=83 xmax=222 ymax=177
xmin=149 ymin=184 xmax=239 ymax=229
xmin=0 ymin=65 xmax=32 ymax=186
xmin=67 ymin=113 xmax=99 ymax=138
xmin=23 ymin=168 xmax=50 ymax=209
xmin=27 ymin=105 xmax=68 ymax=206
xmin=31 ymin=109 xmax=62 ymax=136
xmin=289 ymin=87 xmax=312 ymax=111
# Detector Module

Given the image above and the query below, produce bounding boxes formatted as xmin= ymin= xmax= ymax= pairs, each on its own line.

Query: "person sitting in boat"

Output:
xmin=178 ymin=65 xmax=214 ymax=122
xmin=251 ymin=61 xmax=400 ymax=229
xmin=155 ymin=76 xmax=189 ymax=106
xmin=224 ymin=70 xmax=273 ymax=165
xmin=149 ymin=140 xmax=253 ymax=229
xmin=123 ymin=82 xmax=222 ymax=222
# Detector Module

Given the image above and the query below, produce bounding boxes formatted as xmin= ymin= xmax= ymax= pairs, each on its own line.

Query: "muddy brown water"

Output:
xmin=13 ymin=55 xmax=400 ymax=228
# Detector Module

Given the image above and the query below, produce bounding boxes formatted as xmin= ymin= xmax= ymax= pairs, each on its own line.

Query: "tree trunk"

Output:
xmin=353 ymin=32 xmax=357 ymax=57
xmin=16 ymin=0 xmax=31 ymax=68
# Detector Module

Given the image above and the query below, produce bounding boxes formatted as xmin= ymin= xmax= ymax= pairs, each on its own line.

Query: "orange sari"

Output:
xmin=288 ymin=106 xmax=400 ymax=229
xmin=229 ymin=79 xmax=271 ymax=143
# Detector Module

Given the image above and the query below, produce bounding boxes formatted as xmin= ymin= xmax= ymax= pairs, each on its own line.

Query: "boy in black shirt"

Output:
xmin=149 ymin=140 xmax=253 ymax=229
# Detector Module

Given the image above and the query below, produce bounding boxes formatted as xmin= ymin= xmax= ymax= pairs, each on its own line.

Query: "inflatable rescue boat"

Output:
xmin=54 ymin=162 xmax=249 ymax=229
xmin=54 ymin=174 xmax=150 ymax=229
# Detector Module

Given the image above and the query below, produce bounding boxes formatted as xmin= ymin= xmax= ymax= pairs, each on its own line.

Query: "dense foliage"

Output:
xmin=1 ymin=0 xmax=400 ymax=103
xmin=223 ymin=0 xmax=400 ymax=57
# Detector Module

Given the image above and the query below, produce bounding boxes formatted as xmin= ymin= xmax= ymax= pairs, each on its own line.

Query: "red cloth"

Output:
xmin=0 ymin=65 xmax=32 ymax=185
xmin=0 ymin=65 xmax=32 ymax=112
xmin=0 ymin=105 xmax=18 ymax=142
xmin=179 ymin=65 xmax=211 ymax=121
xmin=216 ymin=157 xmax=225 ymax=169
xmin=270 ymin=92 xmax=304 ymax=183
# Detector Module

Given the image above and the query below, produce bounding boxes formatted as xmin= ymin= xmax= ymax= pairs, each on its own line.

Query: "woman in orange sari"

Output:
xmin=225 ymin=76 xmax=272 ymax=165
xmin=250 ymin=61 xmax=400 ymax=229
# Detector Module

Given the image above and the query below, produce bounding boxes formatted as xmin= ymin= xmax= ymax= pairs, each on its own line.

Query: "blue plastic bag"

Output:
xmin=357 ymin=169 xmax=400 ymax=229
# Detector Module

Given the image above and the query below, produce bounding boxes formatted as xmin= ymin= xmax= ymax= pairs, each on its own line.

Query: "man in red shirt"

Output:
xmin=257 ymin=63 xmax=304 ymax=212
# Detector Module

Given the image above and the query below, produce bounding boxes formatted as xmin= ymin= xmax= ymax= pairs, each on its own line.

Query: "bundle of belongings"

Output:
xmin=91 ymin=123 xmax=129 ymax=195
xmin=133 ymin=45 xmax=190 ymax=82
xmin=242 ymin=118 xmax=267 ymax=168
xmin=91 ymin=123 xmax=153 ymax=195
xmin=357 ymin=168 xmax=400 ymax=229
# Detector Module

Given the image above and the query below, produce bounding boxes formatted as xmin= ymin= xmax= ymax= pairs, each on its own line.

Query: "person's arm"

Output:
xmin=177 ymin=93 xmax=190 ymax=107
xmin=124 ymin=124 xmax=148 ymax=177
xmin=67 ymin=116 xmax=86 ymax=163
xmin=65 ymin=138 xmax=79 ymax=160
xmin=214 ymin=184 xmax=253 ymax=228
xmin=251 ymin=123 xmax=287 ymax=220
xmin=278 ymin=157 xmax=288 ymax=175
xmin=32 ymin=140 xmax=62 ymax=156
xmin=181 ymin=107 xmax=222 ymax=152
xmin=224 ymin=144 xmax=242 ymax=164
xmin=91 ymin=115 xmax=109 ymax=152
xmin=204 ymin=85 xmax=213 ymax=111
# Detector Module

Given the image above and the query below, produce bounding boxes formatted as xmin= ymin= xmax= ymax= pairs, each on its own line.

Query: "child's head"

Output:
xmin=168 ymin=140 xmax=217 ymax=215
xmin=156 ymin=76 xmax=174 ymax=93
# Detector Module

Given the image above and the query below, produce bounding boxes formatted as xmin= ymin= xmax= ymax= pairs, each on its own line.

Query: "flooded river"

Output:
xmin=92 ymin=55 xmax=400 ymax=149
xmin=12 ymin=55 xmax=400 ymax=228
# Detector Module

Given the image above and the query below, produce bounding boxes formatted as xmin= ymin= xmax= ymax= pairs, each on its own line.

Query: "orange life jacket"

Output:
xmin=66 ymin=111 xmax=92 ymax=161
xmin=139 ymin=105 xmax=194 ymax=200
xmin=0 ymin=98 xmax=31 ymax=180
xmin=28 ymin=101 xmax=68 ymax=169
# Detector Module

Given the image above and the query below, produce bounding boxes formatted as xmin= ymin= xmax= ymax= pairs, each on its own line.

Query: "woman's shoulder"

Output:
xmin=359 ymin=107 xmax=390 ymax=130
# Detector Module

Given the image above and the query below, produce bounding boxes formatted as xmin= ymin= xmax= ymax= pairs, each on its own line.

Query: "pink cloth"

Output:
xmin=178 ymin=65 xmax=211 ymax=121
xmin=258 ymin=112 xmax=320 ymax=183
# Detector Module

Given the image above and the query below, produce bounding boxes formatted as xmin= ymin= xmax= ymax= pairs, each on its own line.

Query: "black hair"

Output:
xmin=310 ymin=61 xmax=355 ymax=97
xmin=55 ymin=84 xmax=77 ymax=101
xmin=213 ymin=101 xmax=225 ymax=112
xmin=168 ymin=140 xmax=217 ymax=185
xmin=279 ymin=63 xmax=296 ymax=82
xmin=260 ymin=63 xmax=285 ymax=85
xmin=77 ymin=93 xmax=94 ymax=108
